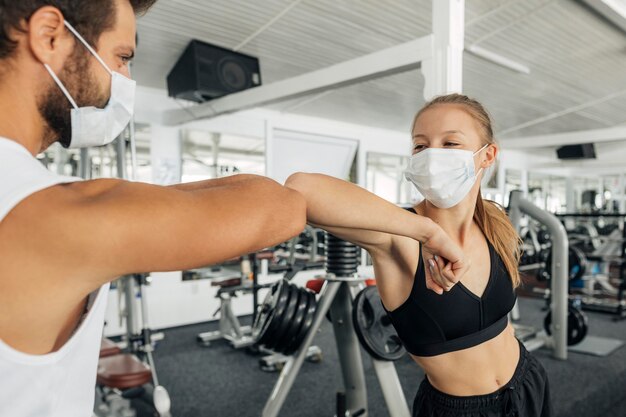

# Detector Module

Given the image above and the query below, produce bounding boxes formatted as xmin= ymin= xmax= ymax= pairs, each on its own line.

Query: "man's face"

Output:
xmin=39 ymin=0 xmax=136 ymax=149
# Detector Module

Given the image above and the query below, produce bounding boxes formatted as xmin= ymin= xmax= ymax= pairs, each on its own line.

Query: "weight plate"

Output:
xmin=537 ymin=230 xmax=551 ymax=245
xmin=284 ymin=291 xmax=317 ymax=355
xmin=326 ymin=258 xmax=359 ymax=264
xmin=543 ymin=305 xmax=589 ymax=346
xmin=252 ymin=279 xmax=290 ymax=346
xmin=274 ymin=288 xmax=309 ymax=353
xmin=352 ymin=286 xmax=405 ymax=361
xmin=326 ymin=245 xmax=359 ymax=251
xmin=544 ymin=246 xmax=587 ymax=281
xmin=264 ymin=284 xmax=300 ymax=350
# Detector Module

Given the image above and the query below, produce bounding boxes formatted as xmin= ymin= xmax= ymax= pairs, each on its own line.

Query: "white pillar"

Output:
xmin=151 ymin=124 xmax=182 ymax=185
xmin=566 ymin=176 xmax=576 ymax=213
xmin=211 ymin=133 xmax=221 ymax=179
xmin=597 ymin=177 xmax=604 ymax=210
xmin=617 ymin=172 xmax=626 ymax=213
xmin=422 ymin=0 xmax=465 ymax=100
xmin=521 ymin=170 xmax=529 ymax=198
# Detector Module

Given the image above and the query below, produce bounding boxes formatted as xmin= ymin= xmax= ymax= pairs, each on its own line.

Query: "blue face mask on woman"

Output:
xmin=404 ymin=144 xmax=488 ymax=209
xmin=43 ymin=21 xmax=136 ymax=149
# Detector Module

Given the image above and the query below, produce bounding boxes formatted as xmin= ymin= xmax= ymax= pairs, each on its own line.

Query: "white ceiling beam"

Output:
xmin=422 ymin=0 xmax=464 ymax=100
xmin=582 ymin=0 xmax=626 ymax=33
xmin=501 ymin=125 xmax=626 ymax=149
xmin=163 ymin=35 xmax=434 ymax=126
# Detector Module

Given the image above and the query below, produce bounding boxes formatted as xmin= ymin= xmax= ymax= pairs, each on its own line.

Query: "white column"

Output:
xmin=521 ymin=170 xmax=529 ymax=198
xmin=565 ymin=176 xmax=576 ymax=213
xmin=211 ymin=133 xmax=221 ymax=179
xmin=597 ymin=177 xmax=604 ymax=210
xmin=422 ymin=0 xmax=465 ymax=100
xmin=151 ymin=124 xmax=182 ymax=185
xmin=617 ymin=172 xmax=626 ymax=213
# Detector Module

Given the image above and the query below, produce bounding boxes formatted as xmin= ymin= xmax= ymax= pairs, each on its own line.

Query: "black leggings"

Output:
xmin=413 ymin=341 xmax=552 ymax=417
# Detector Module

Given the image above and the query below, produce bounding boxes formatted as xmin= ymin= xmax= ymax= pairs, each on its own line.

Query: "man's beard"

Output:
xmin=38 ymin=51 xmax=109 ymax=149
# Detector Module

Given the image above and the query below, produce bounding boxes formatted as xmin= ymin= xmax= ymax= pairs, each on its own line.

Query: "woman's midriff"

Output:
xmin=413 ymin=323 xmax=520 ymax=396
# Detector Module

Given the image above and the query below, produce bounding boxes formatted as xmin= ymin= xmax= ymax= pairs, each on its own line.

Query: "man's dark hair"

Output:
xmin=0 ymin=0 xmax=156 ymax=60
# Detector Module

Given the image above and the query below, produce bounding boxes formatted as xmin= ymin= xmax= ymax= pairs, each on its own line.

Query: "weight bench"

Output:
xmin=95 ymin=339 xmax=154 ymax=417
xmin=197 ymin=273 xmax=256 ymax=348
xmin=100 ymin=338 xmax=122 ymax=358
xmin=97 ymin=354 xmax=153 ymax=390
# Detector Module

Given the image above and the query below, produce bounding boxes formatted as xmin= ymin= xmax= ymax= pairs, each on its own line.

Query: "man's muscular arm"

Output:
xmin=0 ymin=175 xmax=305 ymax=293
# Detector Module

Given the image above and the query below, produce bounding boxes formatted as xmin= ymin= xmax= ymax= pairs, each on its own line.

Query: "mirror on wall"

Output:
xmin=36 ymin=123 xmax=152 ymax=182
xmin=528 ymin=173 xmax=566 ymax=213
xmin=181 ymin=130 xmax=265 ymax=182
xmin=366 ymin=152 xmax=417 ymax=205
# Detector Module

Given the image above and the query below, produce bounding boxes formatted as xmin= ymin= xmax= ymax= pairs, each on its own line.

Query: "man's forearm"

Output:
xmin=167 ymin=174 xmax=262 ymax=192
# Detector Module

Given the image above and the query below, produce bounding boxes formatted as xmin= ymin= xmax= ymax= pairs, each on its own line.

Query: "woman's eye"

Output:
xmin=444 ymin=142 xmax=459 ymax=147
xmin=413 ymin=144 xmax=426 ymax=151
xmin=120 ymin=56 xmax=132 ymax=64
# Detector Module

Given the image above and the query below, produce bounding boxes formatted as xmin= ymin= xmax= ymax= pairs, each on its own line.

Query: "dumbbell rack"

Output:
xmin=261 ymin=235 xmax=410 ymax=417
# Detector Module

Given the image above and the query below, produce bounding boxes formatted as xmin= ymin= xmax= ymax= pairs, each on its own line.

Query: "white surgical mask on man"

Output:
xmin=404 ymin=144 xmax=489 ymax=209
xmin=43 ymin=21 xmax=136 ymax=149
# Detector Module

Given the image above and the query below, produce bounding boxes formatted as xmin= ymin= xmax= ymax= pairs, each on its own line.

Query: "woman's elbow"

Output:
xmin=284 ymin=172 xmax=314 ymax=193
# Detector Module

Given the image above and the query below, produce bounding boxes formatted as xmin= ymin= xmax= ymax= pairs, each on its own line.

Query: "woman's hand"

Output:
xmin=421 ymin=225 xmax=470 ymax=295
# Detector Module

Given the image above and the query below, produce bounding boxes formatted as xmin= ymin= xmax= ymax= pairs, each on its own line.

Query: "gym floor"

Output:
xmin=150 ymin=296 xmax=626 ymax=417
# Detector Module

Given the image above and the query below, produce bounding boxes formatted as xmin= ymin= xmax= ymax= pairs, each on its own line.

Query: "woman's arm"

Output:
xmin=285 ymin=172 xmax=469 ymax=294
xmin=285 ymin=173 xmax=435 ymax=254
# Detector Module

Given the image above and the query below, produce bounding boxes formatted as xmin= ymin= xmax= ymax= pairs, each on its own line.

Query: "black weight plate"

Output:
xmin=264 ymin=284 xmax=300 ymax=350
xmin=284 ymin=291 xmax=317 ymax=355
xmin=326 ymin=248 xmax=359 ymax=258
xmin=352 ymin=286 xmax=405 ymax=361
xmin=537 ymin=230 xmax=551 ymax=245
xmin=543 ymin=306 xmax=589 ymax=346
xmin=282 ymin=288 xmax=312 ymax=350
xmin=326 ymin=257 xmax=358 ymax=262
xmin=544 ymin=246 xmax=587 ymax=281
xmin=326 ymin=258 xmax=359 ymax=264
xmin=326 ymin=247 xmax=358 ymax=253
xmin=252 ymin=279 xmax=290 ymax=345
xmin=275 ymin=288 xmax=309 ymax=354
xmin=326 ymin=265 xmax=359 ymax=272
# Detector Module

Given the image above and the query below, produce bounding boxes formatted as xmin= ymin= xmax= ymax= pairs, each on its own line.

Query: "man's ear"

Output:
xmin=27 ymin=6 xmax=74 ymax=72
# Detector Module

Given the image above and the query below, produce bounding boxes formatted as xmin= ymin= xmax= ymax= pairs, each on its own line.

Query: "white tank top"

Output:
xmin=0 ymin=138 xmax=110 ymax=417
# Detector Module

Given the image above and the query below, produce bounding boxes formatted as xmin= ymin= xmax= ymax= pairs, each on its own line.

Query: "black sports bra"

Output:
xmin=382 ymin=212 xmax=517 ymax=357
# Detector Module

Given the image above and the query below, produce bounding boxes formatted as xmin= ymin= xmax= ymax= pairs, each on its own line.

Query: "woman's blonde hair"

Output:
xmin=413 ymin=93 xmax=522 ymax=288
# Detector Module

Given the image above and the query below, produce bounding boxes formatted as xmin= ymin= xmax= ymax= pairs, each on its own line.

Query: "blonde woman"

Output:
xmin=286 ymin=94 xmax=551 ymax=417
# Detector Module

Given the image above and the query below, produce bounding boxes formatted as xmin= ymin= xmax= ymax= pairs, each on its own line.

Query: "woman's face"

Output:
xmin=411 ymin=104 xmax=497 ymax=172
xmin=412 ymin=104 xmax=485 ymax=155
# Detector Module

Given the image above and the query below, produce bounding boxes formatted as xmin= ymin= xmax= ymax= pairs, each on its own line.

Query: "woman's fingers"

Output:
xmin=426 ymin=257 xmax=444 ymax=295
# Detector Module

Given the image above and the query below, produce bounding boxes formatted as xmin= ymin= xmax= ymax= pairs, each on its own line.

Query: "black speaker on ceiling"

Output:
xmin=556 ymin=143 xmax=596 ymax=160
xmin=166 ymin=40 xmax=261 ymax=103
